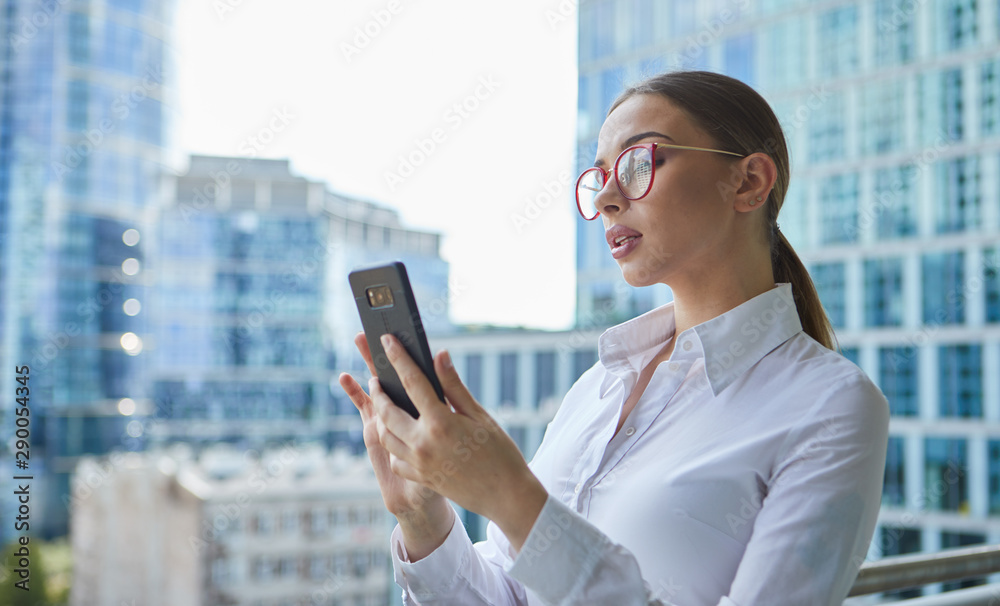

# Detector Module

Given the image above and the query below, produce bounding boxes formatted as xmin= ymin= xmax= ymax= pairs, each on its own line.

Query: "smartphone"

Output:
xmin=348 ymin=261 xmax=445 ymax=419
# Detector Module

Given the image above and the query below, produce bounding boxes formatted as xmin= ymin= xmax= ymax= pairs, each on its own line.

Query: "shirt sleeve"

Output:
xmin=390 ymin=507 xmax=529 ymax=605
xmin=505 ymin=373 xmax=889 ymax=606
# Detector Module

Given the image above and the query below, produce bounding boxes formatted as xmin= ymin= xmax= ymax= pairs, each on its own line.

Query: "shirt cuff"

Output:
xmin=506 ymin=495 xmax=611 ymax=603
xmin=390 ymin=507 xmax=471 ymax=601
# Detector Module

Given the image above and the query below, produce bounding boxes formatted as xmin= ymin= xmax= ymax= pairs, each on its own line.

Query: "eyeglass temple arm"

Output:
xmin=659 ymin=143 xmax=745 ymax=157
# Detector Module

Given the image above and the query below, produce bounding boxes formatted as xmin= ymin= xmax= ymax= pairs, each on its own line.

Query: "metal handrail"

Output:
xmin=849 ymin=544 xmax=1000 ymax=596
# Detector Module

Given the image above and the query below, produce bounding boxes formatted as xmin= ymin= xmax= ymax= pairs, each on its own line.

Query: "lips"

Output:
xmin=605 ymin=224 xmax=643 ymax=259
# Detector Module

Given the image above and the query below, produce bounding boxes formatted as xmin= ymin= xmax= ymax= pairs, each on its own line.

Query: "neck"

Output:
xmin=669 ymin=245 xmax=776 ymax=338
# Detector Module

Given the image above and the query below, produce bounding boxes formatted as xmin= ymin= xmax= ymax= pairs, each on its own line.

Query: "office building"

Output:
xmin=0 ymin=0 xmax=172 ymax=539
xmin=149 ymin=155 xmax=451 ymax=450
xmin=70 ymin=445 xmax=392 ymax=606
xmin=577 ymin=0 xmax=1000 ymax=594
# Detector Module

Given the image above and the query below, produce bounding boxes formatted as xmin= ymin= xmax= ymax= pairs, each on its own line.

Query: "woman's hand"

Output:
xmin=365 ymin=333 xmax=548 ymax=552
xmin=338 ymin=333 xmax=454 ymax=560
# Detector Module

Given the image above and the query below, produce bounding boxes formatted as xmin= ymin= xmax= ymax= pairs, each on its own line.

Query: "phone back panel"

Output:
xmin=348 ymin=261 xmax=444 ymax=418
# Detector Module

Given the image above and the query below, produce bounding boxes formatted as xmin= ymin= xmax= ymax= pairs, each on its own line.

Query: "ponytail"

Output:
xmin=771 ymin=229 xmax=837 ymax=350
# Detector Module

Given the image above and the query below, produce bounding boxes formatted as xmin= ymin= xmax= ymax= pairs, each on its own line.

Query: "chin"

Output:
xmin=618 ymin=263 xmax=665 ymax=289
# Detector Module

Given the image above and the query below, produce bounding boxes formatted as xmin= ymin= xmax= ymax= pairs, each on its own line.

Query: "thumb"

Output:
xmin=434 ymin=349 xmax=484 ymax=417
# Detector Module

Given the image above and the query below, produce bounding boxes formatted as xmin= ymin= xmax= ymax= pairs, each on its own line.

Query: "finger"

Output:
xmin=369 ymin=375 xmax=421 ymax=442
xmin=338 ymin=372 xmax=373 ymax=420
xmin=388 ymin=452 xmax=423 ymax=484
xmin=354 ymin=331 xmax=379 ymax=377
xmin=375 ymin=412 xmax=414 ymax=461
xmin=433 ymin=349 xmax=482 ymax=417
xmin=380 ymin=334 xmax=446 ymax=419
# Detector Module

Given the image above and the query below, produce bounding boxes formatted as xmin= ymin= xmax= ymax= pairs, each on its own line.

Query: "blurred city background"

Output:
xmin=1 ymin=0 xmax=1000 ymax=604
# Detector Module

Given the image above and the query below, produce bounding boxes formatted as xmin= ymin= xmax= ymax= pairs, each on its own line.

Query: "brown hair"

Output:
xmin=608 ymin=70 xmax=837 ymax=350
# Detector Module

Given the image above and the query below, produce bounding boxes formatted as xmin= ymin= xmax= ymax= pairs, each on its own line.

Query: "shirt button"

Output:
xmin=668 ymin=362 xmax=680 ymax=372
xmin=682 ymin=340 xmax=693 ymax=351
xmin=625 ymin=427 xmax=635 ymax=436
xmin=574 ymin=483 xmax=582 ymax=494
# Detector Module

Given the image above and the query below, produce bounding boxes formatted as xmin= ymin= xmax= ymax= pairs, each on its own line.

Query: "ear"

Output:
xmin=733 ymin=153 xmax=777 ymax=214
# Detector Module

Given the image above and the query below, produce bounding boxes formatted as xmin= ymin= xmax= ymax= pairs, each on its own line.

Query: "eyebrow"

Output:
xmin=594 ymin=131 xmax=676 ymax=167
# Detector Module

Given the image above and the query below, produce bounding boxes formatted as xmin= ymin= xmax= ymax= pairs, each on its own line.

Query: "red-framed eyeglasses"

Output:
xmin=575 ymin=142 xmax=745 ymax=220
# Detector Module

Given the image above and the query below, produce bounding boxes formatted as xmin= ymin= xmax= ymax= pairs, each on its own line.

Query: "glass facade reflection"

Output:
xmin=0 ymin=0 xmax=171 ymax=540
xmin=151 ymin=156 xmax=450 ymax=451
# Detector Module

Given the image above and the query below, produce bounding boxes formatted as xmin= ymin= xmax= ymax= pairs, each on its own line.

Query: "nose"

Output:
xmin=594 ymin=173 xmax=627 ymax=218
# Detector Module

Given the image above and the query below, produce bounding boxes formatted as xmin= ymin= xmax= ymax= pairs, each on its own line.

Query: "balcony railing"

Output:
xmin=848 ymin=544 xmax=1000 ymax=604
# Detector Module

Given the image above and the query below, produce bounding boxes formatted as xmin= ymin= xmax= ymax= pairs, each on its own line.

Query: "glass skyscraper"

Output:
xmin=577 ymin=0 xmax=1000 ymax=590
xmin=151 ymin=155 xmax=451 ymax=452
xmin=0 ymin=0 xmax=172 ymax=539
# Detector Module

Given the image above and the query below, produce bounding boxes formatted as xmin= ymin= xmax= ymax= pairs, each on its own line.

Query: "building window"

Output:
xmin=599 ymin=67 xmax=626 ymax=116
xmin=864 ymin=258 xmax=904 ymax=327
xmin=68 ymin=13 xmax=90 ymax=64
xmin=863 ymin=82 xmax=905 ymax=155
xmin=809 ymin=92 xmax=846 ymax=164
xmin=766 ymin=20 xmax=806 ymax=90
xmin=942 ymin=0 xmax=978 ymax=50
xmin=255 ymin=510 xmax=274 ymax=535
xmin=938 ymin=344 xmax=982 ymax=418
xmin=210 ymin=557 xmax=230 ymax=586
xmin=924 ymin=438 xmax=969 ymax=512
xmin=937 ymin=156 xmax=981 ymax=233
xmin=817 ymin=6 xmax=858 ymax=78
xmin=874 ymin=166 xmax=917 ymax=238
xmin=840 ymin=347 xmax=860 ymax=366
xmin=724 ymin=34 xmax=756 ymax=86
xmin=64 ymin=155 xmax=89 ymax=198
xmin=874 ymin=0 xmax=915 ymax=66
xmin=309 ymin=507 xmax=328 ymax=535
xmin=880 ymin=347 xmax=918 ymax=416
xmin=986 ymin=248 xmax=1000 ymax=322
xmin=464 ymin=354 xmax=483 ymax=402
xmin=669 ymin=0 xmax=697 ymax=37
xmin=594 ymin=0 xmax=616 ymax=60
xmin=819 ymin=173 xmax=858 ymax=244
xmin=499 ymin=352 xmax=518 ymax=406
xmin=883 ymin=437 xmax=905 ymax=506
xmin=572 ymin=349 xmax=598 ymax=382
xmin=811 ymin=262 xmax=846 ymax=328
xmin=631 ymin=0 xmax=655 ymax=50
xmin=252 ymin=557 xmax=272 ymax=582
xmin=923 ymin=251 xmax=965 ymax=324
xmin=983 ymin=60 xmax=1000 ymax=136
xmin=988 ymin=440 xmax=1000 ymax=514
xmin=579 ymin=3 xmax=598 ymax=63
xmin=280 ymin=509 xmax=298 ymax=535
xmin=309 ymin=555 xmax=327 ymax=580
xmin=67 ymin=80 xmax=88 ymax=131
xmin=942 ymin=68 xmax=964 ymax=141
xmin=534 ymin=351 xmax=556 ymax=409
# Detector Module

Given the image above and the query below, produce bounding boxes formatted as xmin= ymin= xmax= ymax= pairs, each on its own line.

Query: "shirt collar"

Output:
xmin=597 ymin=283 xmax=803 ymax=397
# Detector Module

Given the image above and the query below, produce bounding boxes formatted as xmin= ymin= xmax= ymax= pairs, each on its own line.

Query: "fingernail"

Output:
xmin=442 ymin=350 xmax=453 ymax=369
xmin=380 ymin=334 xmax=392 ymax=351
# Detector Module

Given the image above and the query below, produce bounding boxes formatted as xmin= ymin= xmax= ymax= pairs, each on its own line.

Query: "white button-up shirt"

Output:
xmin=391 ymin=284 xmax=889 ymax=605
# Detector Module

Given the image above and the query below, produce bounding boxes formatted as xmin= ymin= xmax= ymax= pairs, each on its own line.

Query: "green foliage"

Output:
xmin=0 ymin=538 xmax=54 ymax=606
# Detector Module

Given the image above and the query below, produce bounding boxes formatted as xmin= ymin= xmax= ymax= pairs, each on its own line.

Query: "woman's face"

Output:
xmin=592 ymin=94 xmax=744 ymax=288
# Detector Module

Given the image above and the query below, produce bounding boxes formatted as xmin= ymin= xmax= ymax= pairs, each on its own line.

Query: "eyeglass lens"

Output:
xmin=576 ymin=146 xmax=654 ymax=220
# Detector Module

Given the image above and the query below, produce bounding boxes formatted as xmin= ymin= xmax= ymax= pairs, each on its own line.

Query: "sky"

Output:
xmin=173 ymin=0 xmax=580 ymax=330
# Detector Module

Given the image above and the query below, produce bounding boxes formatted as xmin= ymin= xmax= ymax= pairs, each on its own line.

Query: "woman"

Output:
xmin=339 ymin=71 xmax=889 ymax=605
